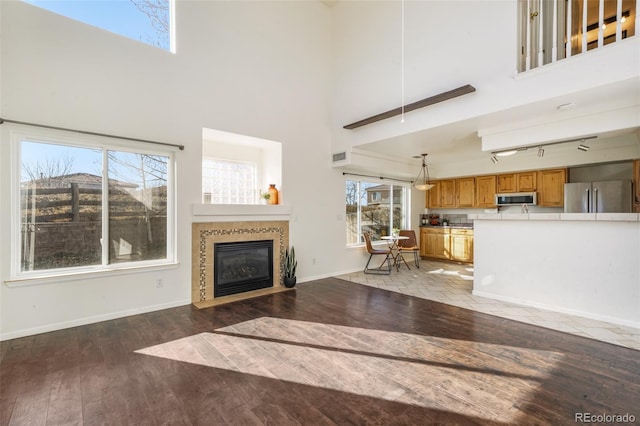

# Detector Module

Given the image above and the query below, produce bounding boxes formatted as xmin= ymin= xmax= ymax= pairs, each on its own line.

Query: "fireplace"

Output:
xmin=214 ymin=240 xmax=273 ymax=297
xmin=191 ymin=220 xmax=289 ymax=308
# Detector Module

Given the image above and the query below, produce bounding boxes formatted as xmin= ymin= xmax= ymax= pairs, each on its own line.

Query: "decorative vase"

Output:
xmin=283 ymin=276 xmax=296 ymax=288
xmin=268 ymin=184 xmax=279 ymax=205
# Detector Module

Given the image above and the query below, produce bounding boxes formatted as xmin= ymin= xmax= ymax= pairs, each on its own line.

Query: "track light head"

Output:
xmin=537 ymin=147 xmax=544 ymax=157
xmin=577 ymin=142 xmax=590 ymax=151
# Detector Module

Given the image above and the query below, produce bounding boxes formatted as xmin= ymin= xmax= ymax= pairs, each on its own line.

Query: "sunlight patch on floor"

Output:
xmin=428 ymin=268 xmax=473 ymax=280
xmin=135 ymin=317 xmax=563 ymax=422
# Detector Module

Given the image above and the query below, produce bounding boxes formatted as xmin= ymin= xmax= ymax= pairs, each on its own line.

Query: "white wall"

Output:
xmin=0 ymin=0 xmax=366 ymax=340
xmin=473 ymin=218 xmax=640 ymax=327
xmin=330 ymin=1 xmax=639 ymax=165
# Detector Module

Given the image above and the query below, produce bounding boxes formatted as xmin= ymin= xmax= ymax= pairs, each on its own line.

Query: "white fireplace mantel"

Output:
xmin=192 ymin=203 xmax=291 ymax=222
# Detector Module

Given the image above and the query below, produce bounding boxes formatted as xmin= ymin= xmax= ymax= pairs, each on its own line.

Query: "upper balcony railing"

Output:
xmin=519 ymin=0 xmax=638 ymax=72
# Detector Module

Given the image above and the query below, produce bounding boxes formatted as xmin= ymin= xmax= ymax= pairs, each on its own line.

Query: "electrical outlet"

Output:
xmin=155 ymin=278 xmax=164 ymax=288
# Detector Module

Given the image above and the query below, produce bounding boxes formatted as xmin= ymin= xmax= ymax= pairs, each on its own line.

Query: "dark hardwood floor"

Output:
xmin=1 ymin=278 xmax=638 ymax=425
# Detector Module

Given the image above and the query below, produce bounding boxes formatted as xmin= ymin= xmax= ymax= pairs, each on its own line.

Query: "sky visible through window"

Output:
xmin=24 ymin=0 xmax=170 ymax=51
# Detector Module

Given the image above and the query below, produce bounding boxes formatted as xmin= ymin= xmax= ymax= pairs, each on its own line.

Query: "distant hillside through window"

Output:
xmin=23 ymin=0 xmax=172 ymax=52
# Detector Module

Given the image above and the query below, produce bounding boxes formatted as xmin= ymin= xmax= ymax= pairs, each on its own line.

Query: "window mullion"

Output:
xmin=102 ymin=149 xmax=109 ymax=266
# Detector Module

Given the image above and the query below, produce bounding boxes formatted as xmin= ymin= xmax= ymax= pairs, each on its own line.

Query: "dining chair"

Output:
xmin=363 ymin=232 xmax=392 ymax=275
xmin=398 ymin=230 xmax=420 ymax=268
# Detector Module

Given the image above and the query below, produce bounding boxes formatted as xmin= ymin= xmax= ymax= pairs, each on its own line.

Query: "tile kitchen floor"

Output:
xmin=337 ymin=259 xmax=640 ymax=351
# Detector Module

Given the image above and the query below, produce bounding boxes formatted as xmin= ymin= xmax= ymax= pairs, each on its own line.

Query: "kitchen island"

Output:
xmin=469 ymin=212 xmax=640 ymax=328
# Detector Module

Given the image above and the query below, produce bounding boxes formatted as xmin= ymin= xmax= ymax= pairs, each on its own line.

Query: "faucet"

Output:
xmin=521 ymin=203 xmax=529 ymax=213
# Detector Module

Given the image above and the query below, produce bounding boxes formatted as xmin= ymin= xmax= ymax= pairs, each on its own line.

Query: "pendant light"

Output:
xmin=414 ymin=153 xmax=434 ymax=191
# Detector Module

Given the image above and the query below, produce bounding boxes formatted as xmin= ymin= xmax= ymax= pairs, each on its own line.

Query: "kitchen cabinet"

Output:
xmin=426 ymin=180 xmax=456 ymax=208
xmin=517 ymin=171 xmax=537 ymax=191
xmin=440 ymin=180 xmax=457 ymax=208
xmin=420 ymin=227 xmax=473 ymax=263
xmin=634 ymin=160 xmax=640 ymax=213
xmin=427 ymin=181 xmax=441 ymax=208
xmin=456 ymin=177 xmax=475 ymax=207
xmin=475 ymin=175 xmax=497 ymax=207
xmin=450 ymin=229 xmax=473 ymax=263
xmin=537 ymin=169 xmax=566 ymax=207
xmin=420 ymin=227 xmax=450 ymax=260
xmin=498 ymin=172 xmax=537 ymax=193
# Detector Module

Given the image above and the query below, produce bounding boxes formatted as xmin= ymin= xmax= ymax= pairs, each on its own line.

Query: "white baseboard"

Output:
xmin=0 ymin=299 xmax=191 ymax=342
xmin=472 ymin=290 xmax=640 ymax=330
xmin=298 ymin=268 xmax=363 ymax=284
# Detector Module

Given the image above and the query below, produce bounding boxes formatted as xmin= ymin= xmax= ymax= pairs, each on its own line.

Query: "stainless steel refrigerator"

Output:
xmin=564 ymin=180 xmax=633 ymax=213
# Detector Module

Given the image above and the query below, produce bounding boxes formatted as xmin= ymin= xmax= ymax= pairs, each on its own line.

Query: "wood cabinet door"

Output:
xmin=427 ymin=181 xmax=441 ymax=208
xmin=440 ymin=180 xmax=456 ymax=208
xmin=423 ymin=229 xmax=450 ymax=260
xmin=537 ymin=169 xmax=566 ymax=207
xmin=456 ymin=177 xmax=475 ymax=207
xmin=517 ymin=171 xmax=537 ymax=192
xmin=450 ymin=234 xmax=473 ymax=262
xmin=475 ymin=175 xmax=497 ymax=207
xmin=432 ymin=232 xmax=450 ymax=259
xmin=419 ymin=229 xmax=429 ymax=256
xmin=497 ymin=174 xmax=516 ymax=193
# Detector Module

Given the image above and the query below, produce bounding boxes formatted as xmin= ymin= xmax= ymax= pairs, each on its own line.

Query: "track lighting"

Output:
xmin=496 ymin=150 xmax=518 ymax=157
xmin=577 ymin=141 xmax=590 ymax=151
xmin=488 ymin=136 xmax=596 ymax=163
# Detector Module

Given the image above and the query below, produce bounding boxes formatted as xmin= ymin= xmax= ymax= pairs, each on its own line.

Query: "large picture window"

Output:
xmin=17 ymin=135 xmax=174 ymax=277
xmin=345 ymin=180 xmax=407 ymax=245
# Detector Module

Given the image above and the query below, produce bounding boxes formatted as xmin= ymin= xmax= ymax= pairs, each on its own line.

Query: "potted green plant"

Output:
xmin=283 ymin=245 xmax=297 ymax=288
xmin=261 ymin=192 xmax=271 ymax=204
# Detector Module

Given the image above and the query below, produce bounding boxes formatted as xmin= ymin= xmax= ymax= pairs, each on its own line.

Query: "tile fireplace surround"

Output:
xmin=191 ymin=220 xmax=290 ymax=308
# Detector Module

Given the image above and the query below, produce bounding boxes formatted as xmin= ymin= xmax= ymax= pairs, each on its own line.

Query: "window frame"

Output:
xmin=345 ymin=178 xmax=410 ymax=247
xmin=9 ymin=126 xmax=177 ymax=281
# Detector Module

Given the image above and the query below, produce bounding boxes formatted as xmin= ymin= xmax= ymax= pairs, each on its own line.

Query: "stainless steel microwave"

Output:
xmin=495 ymin=192 xmax=537 ymax=206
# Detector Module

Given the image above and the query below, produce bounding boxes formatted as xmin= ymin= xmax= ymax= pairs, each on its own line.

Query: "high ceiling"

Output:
xmin=349 ymin=77 xmax=640 ymax=168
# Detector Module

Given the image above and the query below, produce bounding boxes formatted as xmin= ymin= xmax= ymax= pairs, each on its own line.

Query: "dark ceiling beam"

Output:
xmin=343 ymin=84 xmax=476 ymax=130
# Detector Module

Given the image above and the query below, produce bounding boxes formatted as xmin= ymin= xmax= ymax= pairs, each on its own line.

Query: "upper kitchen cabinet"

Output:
xmin=517 ymin=172 xmax=537 ymax=192
xmin=634 ymin=160 xmax=640 ymax=213
xmin=427 ymin=181 xmax=441 ymax=208
xmin=440 ymin=180 xmax=457 ymax=208
xmin=476 ymin=175 xmax=497 ymax=208
xmin=497 ymin=171 xmax=537 ymax=193
xmin=537 ymin=169 xmax=567 ymax=207
xmin=427 ymin=180 xmax=456 ymax=208
xmin=456 ymin=177 xmax=475 ymax=208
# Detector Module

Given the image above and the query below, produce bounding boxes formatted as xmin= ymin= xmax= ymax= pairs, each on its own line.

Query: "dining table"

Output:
xmin=380 ymin=235 xmax=410 ymax=271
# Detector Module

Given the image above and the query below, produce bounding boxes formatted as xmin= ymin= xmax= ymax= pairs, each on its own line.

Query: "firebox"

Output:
xmin=214 ymin=240 xmax=273 ymax=297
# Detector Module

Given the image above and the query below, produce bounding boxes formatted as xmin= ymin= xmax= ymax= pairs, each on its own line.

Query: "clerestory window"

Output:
xmin=23 ymin=0 xmax=174 ymax=52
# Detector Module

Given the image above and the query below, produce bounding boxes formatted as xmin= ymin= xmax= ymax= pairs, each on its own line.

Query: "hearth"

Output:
xmin=214 ymin=240 xmax=273 ymax=297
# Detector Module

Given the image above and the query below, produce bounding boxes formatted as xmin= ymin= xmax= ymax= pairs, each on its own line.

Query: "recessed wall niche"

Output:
xmin=202 ymin=127 xmax=282 ymax=204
